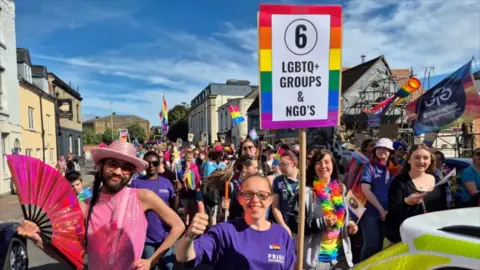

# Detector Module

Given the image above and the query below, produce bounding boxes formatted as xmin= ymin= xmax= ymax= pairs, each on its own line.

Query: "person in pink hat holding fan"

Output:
xmin=17 ymin=140 xmax=185 ymax=270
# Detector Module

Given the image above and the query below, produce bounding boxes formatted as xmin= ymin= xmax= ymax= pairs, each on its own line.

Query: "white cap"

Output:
xmin=374 ymin=138 xmax=394 ymax=151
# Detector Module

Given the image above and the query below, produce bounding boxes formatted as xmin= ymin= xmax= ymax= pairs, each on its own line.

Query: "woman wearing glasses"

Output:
xmin=240 ymin=139 xmax=257 ymax=157
xmin=177 ymin=174 xmax=296 ymax=269
xmin=225 ymin=154 xmax=259 ymax=221
xmin=131 ymin=151 xmax=178 ymax=270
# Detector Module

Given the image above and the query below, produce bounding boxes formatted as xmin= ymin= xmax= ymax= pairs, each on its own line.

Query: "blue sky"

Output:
xmin=14 ymin=0 xmax=480 ymax=125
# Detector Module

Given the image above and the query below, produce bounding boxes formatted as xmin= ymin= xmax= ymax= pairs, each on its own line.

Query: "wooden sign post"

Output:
xmin=258 ymin=4 xmax=342 ymax=269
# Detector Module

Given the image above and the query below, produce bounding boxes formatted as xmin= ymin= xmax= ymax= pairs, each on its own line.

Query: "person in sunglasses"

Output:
xmin=17 ymin=141 xmax=185 ymax=270
xmin=131 ymin=151 xmax=179 ymax=270
xmin=177 ymin=174 xmax=296 ymax=270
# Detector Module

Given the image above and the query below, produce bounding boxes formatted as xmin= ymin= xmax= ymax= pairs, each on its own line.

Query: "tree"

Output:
xmin=84 ymin=129 xmax=101 ymax=145
xmin=167 ymin=120 xmax=188 ymax=142
xmin=168 ymin=104 xmax=190 ymax=126
xmin=103 ymin=128 xmax=120 ymax=144
xmin=127 ymin=123 xmax=147 ymax=143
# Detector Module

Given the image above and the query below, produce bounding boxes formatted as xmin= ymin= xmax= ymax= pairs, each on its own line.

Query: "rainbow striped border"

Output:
xmin=258 ymin=4 xmax=342 ymax=130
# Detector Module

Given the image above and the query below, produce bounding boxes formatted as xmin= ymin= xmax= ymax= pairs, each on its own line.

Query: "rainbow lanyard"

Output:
xmin=283 ymin=177 xmax=299 ymax=204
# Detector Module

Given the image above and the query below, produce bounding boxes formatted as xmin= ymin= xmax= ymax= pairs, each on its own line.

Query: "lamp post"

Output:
xmin=110 ymin=101 xmax=114 ymax=141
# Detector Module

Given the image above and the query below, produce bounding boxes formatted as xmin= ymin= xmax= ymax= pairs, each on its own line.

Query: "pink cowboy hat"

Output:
xmin=91 ymin=140 xmax=148 ymax=173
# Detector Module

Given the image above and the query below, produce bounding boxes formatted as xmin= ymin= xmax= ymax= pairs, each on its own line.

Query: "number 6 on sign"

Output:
xmin=258 ymin=5 xmax=342 ymax=130
xmin=286 ymin=19 xmax=317 ymax=55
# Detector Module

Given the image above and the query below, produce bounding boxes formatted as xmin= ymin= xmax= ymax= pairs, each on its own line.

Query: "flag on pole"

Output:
xmin=160 ymin=95 xmax=169 ymax=135
xmin=228 ymin=105 xmax=245 ymax=125
xmin=406 ymin=60 xmax=480 ymax=135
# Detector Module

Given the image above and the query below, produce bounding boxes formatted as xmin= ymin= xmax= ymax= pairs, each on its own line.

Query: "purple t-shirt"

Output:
xmin=131 ymin=176 xmax=175 ymax=244
xmin=191 ymin=218 xmax=296 ymax=269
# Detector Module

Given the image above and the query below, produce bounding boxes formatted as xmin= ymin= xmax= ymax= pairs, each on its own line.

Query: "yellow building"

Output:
xmin=17 ymin=57 xmax=57 ymax=167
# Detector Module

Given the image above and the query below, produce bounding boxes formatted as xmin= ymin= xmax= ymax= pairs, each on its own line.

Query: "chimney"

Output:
xmin=361 ymin=55 xmax=366 ymax=64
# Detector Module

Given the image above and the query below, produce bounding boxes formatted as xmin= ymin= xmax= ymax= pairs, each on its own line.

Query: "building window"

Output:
xmin=50 ymin=148 xmax=54 ymax=163
xmin=69 ymin=136 xmax=73 ymax=153
xmin=28 ymin=107 xmax=35 ymax=130
xmin=46 ymin=114 xmax=51 ymax=135
xmin=1 ymin=134 xmax=7 ymax=172
xmin=36 ymin=148 xmax=41 ymax=159
xmin=76 ymin=104 xmax=80 ymax=123
xmin=77 ymin=137 xmax=81 ymax=156
xmin=220 ymin=113 xmax=223 ymax=131
xmin=14 ymin=139 xmax=20 ymax=154
xmin=25 ymin=149 xmax=32 ymax=156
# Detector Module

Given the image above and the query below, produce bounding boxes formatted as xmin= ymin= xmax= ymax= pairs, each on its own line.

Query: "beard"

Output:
xmin=101 ymin=172 xmax=131 ymax=193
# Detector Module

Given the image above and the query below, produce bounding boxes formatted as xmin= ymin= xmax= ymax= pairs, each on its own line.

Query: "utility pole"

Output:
xmin=110 ymin=101 xmax=114 ymax=141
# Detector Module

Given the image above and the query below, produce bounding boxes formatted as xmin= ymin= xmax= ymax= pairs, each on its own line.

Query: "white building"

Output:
xmin=217 ymin=92 xmax=255 ymax=147
xmin=189 ymin=80 xmax=256 ymax=145
xmin=0 ymin=0 xmax=22 ymax=194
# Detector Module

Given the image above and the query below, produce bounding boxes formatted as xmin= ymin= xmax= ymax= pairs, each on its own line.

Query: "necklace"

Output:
xmin=313 ymin=177 xmax=345 ymax=263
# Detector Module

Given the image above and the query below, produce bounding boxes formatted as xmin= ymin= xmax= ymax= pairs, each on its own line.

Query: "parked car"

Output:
xmin=0 ymin=222 xmax=28 ymax=270
xmin=353 ymin=207 xmax=480 ymax=269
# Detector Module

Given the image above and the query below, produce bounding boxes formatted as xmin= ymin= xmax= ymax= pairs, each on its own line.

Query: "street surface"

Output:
xmin=0 ymin=161 xmax=211 ymax=269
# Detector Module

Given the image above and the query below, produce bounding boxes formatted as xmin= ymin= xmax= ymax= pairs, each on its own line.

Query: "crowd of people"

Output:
xmin=16 ymin=137 xmax=480 ymax=270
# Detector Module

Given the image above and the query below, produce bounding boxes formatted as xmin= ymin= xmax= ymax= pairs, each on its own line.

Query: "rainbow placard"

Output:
xmin=258 ymin=5 xmax=342 ymax=129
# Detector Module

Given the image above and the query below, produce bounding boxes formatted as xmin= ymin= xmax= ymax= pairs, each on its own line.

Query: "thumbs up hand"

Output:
xmin=187 ymin=203 xmax=209 ymax=238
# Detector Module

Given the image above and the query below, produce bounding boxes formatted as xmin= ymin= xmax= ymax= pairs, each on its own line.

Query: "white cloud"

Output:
xmin=28 ymin=0 xmax=479 ymax=126
xmin=342 ymin=0 xmax=480 ymax=73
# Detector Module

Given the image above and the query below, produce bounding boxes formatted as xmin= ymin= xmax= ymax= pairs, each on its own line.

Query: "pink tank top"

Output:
xmin=86 ymin=187 xmax=147 ymax=270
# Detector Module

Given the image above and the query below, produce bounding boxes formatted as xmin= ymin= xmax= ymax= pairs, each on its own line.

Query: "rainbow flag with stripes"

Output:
xmin=186 ymin=170 xmax=196 ymax=190
xmin=159 ymin=95 xmax=169 ymax=135
xmin=274 ymin=148 xmax=285 ymax=163
xmin=228 ymin=105 xmax=245 ymax=125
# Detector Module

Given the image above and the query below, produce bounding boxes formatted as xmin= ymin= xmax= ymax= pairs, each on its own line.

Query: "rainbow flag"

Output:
xmin=160 ymin=95 xmax=169 ymax=135
xmin=228 ymin=105 xmax=245 ymax=125
xmin=269 ymin=244 xmax=281 ymax=250
xmin=274 ymin=148 xmax=285 ymax=163
xmin=186 ymin=170 xmax=196 ymax=190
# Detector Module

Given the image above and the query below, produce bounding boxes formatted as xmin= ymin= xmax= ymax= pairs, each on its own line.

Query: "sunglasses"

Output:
xmin=475 ymin=152 xmax=480 ymax=157
xmin=147 ymin=160 xmax=160 ymax=167
xmin=240 ymin=191 xmax=271 ymax=201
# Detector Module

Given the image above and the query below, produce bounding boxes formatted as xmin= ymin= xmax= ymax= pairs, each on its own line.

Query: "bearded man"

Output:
xmin=17 ymin=141 xmax=185 ymax=270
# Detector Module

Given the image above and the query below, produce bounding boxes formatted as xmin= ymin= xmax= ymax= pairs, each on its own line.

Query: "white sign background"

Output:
xmin=272 ymin=15 xmax=331 ymax=122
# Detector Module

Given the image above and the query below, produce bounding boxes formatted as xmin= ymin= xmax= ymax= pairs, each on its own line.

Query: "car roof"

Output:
xmin=401 ymin=208 xmax=480 ymax=244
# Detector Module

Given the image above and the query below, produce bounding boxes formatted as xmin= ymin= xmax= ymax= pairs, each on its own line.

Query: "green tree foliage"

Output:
xmin=103 ymin=128 xmax=120 ymax=144
xmin=127 ymin=124 xmax=147 ymax=143
xmin=84 ymin=129 xmax=101 ymax=145
xmin=168 ymin=104 xmax=190 ymax=126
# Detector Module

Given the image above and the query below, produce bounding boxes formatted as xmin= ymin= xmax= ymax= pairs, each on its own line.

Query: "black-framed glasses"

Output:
xmin=147 ymin=160 xmax=160 ymax=167
xmin=240 ymin=191 xmax=271 ymax=201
